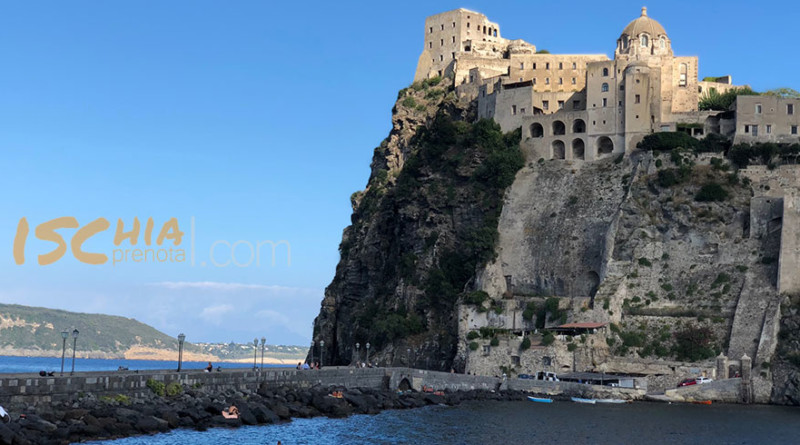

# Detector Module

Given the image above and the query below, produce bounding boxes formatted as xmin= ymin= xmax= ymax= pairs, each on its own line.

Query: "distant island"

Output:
xmin=0 ymin=303 xmax=307 ymax=364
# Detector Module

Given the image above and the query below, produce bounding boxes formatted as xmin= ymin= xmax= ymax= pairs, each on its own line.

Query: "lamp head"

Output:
xmin=178 ymin=333 xmax=186 ymax=342
xmin=72 ymin=329 xmax=79 ymax=338
xmin=261 ymin=337 xmax=266 ymax=345
xmin=254 ymin=338 xmax=259 ymax=346
xmin=61 ymin=331 xmax=69 ymax=340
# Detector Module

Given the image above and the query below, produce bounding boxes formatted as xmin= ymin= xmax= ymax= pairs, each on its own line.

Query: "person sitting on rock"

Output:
xmin=296 ymin=362 xmax=302 ymax=370
xmin=222 ymin=405 xmax=239 ymax=419
xmin=205 ymin=362 xmax=213 ymax=372
xmin=302 ymin=362 xmax=310 ymax=370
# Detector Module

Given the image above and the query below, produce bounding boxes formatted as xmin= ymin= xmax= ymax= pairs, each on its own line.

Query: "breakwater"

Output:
xmin=0 ymin=367 xmax=639 ymax=444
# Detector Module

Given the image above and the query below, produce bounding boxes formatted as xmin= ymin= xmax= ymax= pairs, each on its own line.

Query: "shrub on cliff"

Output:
xmin=541 ymin=331 xmax=555 ymax=346
xmin=490 ymin=337 xmax=500 ymax=347
xmin=520 ymin=337 xmax=531 ymax=350
xmin=637 ymin=132 xmax=699 ymax=151
xmin=695 ymin=183 xmax=728 ymax=202
xmin=166 ymin=382 xmax=183 ymax=397
xmin=522 ymin=302 xmax=536 ymax=321
xmin=672 ymin=325 xmax=716 ymax=361
xmin=469 ymin=341 xmax=479 ymax=351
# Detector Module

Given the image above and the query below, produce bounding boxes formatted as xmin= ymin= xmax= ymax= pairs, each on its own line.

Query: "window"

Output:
xmin=452 ymin=36 xmax=456 ymax=43
xmin=452 ymin=52 xmax=455 ymax=59
xmin=545 ymin=77 xmax=550 ymax=85
xmin=493 ymin=29 xmax=497 ymax=37
xmin=635 ymin=94 xmax=641 ymax=104
xmin=572 ymin=62 xmax=577 ymax=69
xmin=767 ymin=124 xmax=772 ymax=134
xmin=620 ymin=84 xmax=625 ymax=91
xmin=520 ymin=108 xmax=526 ymax=114
xmin=546 ymin=62 xmax=550 ymax=70
xmin=573 ymin=100 xmax=580 ymax=110
xmin=520 ymin=63 xmax=524 ymax=69
xmin=641 ymin=35 xmax=649 ymax=47
xmin=572 ymin=78 xmax=576 ymax=85
xmin=660 ymin=37 xmax=666 ymax=49
xmin=679 ymin=63 xmax=687 ymax=87
xmin=429 ymin=27 xmax=433 ymax=34
xmin=558 ymin=78 xmax=563 ymax=85
xmin=602 ymin=98 xmax=608 ymax=107
xmin=559 ymin=62 xmax=563 ymax=70
xmin=601 ymin=83 xmax=609 ymax=92
xmin=756 ymin=104 xmax=762 ymax=114
xmin=792 ymin=125 xmax=798 ymax=135
xmin=558 ymin=100 xmax=564 ymax=109
xmin=602 ymin=67 xmax=609 ymax=77
xmin=622 ymin=35 xmax=629 ymax=49
xmin=467 ymin=22 xmax=470 ymax=28
xmin=542 ymin=100 xmax=549 ymax=110
xmin=512 ymin=105 xmax=517 ymax=115
xmin=745 ymin=125 xmax=750 ymax=133
xmin=533 ymin=78 xmax=537 ymax=84
xmin=440 ymin=39 xmax=444 ymax=46
xmin=452 ymin=22 xmax=455 ymax=28
xmin=619 ymin=101 xmax=622 ymax=107
xmin=533 ymin=63 xmax=537 ymax=69
xmin=789 ymin=104 xmax=795 ymax=115
xmin=439 ymin=55 xmax=443 ymax=61
xmin=429 ymin=42 xmax=432 ymax=49
xmin=441 ymin=24 xmax=444 ymax=30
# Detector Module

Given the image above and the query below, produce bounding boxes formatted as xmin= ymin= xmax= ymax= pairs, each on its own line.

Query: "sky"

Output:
xmin=1 ymin=0 xmax=798 ymax=346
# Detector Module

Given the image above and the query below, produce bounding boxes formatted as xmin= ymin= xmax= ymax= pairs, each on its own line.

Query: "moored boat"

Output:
xmin=527 ymin=396 xmax=553 ymax=403
xmin=596 ymin=399 xmax=628 ymax=404
xmin=571 ymin=397 xmax=597 ymax=404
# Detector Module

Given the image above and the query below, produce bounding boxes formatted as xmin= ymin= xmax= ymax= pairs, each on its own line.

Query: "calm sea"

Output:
xmin=81 ymin=400 xmax=800 ymax=445
xmin=0 ymin=355 xmax=286 ymax=374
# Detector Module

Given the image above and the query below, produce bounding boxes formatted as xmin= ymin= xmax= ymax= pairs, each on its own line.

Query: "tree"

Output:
xmin=699 ymin=86 xmax=759 ymax=111
xmin=763 ymin=88 xmax=800 ymax=98
xmin=672 ymin=325 xmax=716 ymax=362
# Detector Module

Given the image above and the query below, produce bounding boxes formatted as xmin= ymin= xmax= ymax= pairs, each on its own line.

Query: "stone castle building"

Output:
xmin=415 ymin=8 xmax=800 ymax=160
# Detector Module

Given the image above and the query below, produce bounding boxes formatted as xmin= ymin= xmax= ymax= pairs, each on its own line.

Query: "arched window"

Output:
xmin=601 ymin=83 xmax=609 ymax=92
xmin=572 ymin=119 xmax=586 ymax=133
xmin=602 ymin=67 xmax=609 ymax=77
xmin=572 ymin=139 xmax=585 ymax=160
xmin=596 ymin=136 xmax=614 ymax=157
xmin=679 ymin=63 xmax=687 ymax=87
xmin=660 ymin=37 xmax=666 ymax=49
xmin=641 ymin=35 xmax=649 ymax=47
xmin=553 ymin=121 xmax=566 ymax=136
xmin=552 ymin=140 xmax=566 ymax=160
xmin=530 ymin=123 xmax=544 ymax=138
xmin=622 ymin=36 xmax=628 ymax=49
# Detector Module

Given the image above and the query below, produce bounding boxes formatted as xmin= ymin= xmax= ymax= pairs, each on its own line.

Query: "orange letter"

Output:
xmin=35 ymin=217 xmax=79 ymax=265
xmin=72 ymin=217 xmax=110 ymax=265
xmin=156 ymin=218 xmax=184 ymax=246
xmin=114 ymin=217 xmax=140 ymax=246
xmin=144 ymin=217 xmax=154 ymax=246
xmin=13 ymin=217 xmax=29 ymax=265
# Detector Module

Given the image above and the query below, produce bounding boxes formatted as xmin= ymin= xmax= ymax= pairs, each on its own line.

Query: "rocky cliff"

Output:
xmin=310 ymin=80 xmax=800 ymax=404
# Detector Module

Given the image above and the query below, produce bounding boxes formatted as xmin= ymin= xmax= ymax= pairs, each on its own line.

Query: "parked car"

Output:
xmin=678 ymin=378 xmax=697 ymax=387
xmin=695 ymin=376 xmax=713 ymax=384
xmin=518 ymin=374 xmax=533 ymax=379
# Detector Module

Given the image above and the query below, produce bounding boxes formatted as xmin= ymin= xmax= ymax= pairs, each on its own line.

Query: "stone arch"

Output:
xmin=572 ymin=119 xmax=586 ymax=133
xmin=398 ymin=378 xmax=412 ymax=391
xmin=552 ymin=120 xmax=566 ymax=136
xmin=530 ymin=123 xmax=544 ymax=138
xmin=596 ymin=136 xmax=614 ymax=157
xmin=552 ymin=140 xmax=565 ymax=160
xmin=572 ymin=139 xmax=585 ymax=160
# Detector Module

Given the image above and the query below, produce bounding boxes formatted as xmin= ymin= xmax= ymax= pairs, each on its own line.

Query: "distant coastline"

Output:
xmin=0 ymin=347 xmax=303 ymax=365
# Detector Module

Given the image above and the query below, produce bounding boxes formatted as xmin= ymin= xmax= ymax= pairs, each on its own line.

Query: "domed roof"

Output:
xmin=621 ymin=7 xmax=667 ymax=37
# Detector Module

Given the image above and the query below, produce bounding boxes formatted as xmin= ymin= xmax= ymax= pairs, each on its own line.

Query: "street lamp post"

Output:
xmin=70 ymin=329 xmax=79 ymax=375
xmin=176 ymin=333 xmax=186 ymax=372
xmin=260 ymin=337 xmax=266 ymax=371
xmin=366 ymin=342 xmax=370 ymax=365
xmin=355 ymin=343 xmax=360 ymax=365
xmin=60 ymin=331 xmax=68 ymax=376
xmin=253 ymin=338 xmax=258 ymax=371
xmin=320 ymin=340 xmax=325 ymax=368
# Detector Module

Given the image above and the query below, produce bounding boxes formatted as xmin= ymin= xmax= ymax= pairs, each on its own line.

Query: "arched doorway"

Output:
xmin=596 ymin=136 xmax=614 ymax=157
xmin=572 ymin=139 xmax=585 ymax=160
xmin=530 ymin=123 xmax=544 ymax=138
xmin=552 ymin=140 xmax=566 ymax=159
xmin=553 ymin=121 xmax=566 ymax=136
xmin=572 ymin=119 xmax=586 ymax=133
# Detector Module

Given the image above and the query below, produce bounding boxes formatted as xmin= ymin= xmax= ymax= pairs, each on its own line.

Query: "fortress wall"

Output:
xmin=779 ymin=195 xmax=800 ymax=294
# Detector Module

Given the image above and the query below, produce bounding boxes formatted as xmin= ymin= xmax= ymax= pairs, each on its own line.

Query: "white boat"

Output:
xmin=571 ymin=397 xmax=596 ymax=404
xmin=527 ymin=396 xmax=553 ymax=403
xmin=595 ymin=398 xmax=628 ymax=404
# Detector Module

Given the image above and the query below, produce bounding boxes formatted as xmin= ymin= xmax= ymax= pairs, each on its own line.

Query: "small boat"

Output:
xmin=527 ymin=396 xmax=553 ymax=403
xmin=596 ymin=399 xmax=628 ymax=404
xmin=692 ymin=400 xmax=712 ymax=405
xmin=571 ymin=397 xmax=597 ymax=404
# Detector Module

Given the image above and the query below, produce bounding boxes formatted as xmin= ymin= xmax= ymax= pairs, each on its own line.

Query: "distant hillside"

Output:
xmin=0 ymin=303 xmax=306 ymax=363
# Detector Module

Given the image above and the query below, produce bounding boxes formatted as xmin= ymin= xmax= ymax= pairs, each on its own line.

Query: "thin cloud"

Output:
xmin=199 ymin=304 xmax=234 ymax=325
xmin=150 ymin=281 xmax=317 ymax=293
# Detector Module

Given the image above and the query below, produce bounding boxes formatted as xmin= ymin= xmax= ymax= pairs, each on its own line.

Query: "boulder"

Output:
xmin=134 ymin=416 xmax=169 ymax=434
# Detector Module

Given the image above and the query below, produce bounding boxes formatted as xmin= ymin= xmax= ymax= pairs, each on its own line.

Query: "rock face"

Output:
xmin=310 ymin=78 xmax=800 ymax=402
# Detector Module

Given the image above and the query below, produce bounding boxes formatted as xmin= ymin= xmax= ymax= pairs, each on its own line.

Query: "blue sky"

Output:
xmin=1 ymin=1 xmax=798 ymax=346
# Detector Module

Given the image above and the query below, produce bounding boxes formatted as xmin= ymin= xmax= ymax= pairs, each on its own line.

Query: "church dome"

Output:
xmin=621 ymin=7 xmax=667 ymax=38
